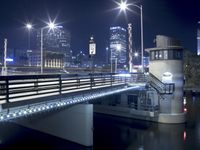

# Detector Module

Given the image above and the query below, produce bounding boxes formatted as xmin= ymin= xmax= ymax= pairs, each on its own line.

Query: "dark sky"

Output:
xmin=0 ymin=0 xmax=199 ymax=60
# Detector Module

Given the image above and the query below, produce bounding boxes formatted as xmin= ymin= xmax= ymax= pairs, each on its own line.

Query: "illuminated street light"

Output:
xmin=26 ymin=23 xmax=32 ymax=30
xmin=40 ymin=21 xmax=57 ymax=74
xmin=119 ymin=1 xmax=128 ymax=11
xmin=26 ymin=23 xmax=32 ymax=49
xmin=48 ymin=22 xmax=55 ymax=29
xmin=118 ymin=1 xmax=144 ymax=72
xmin=26 ymin=23 xmax=33 ymax=66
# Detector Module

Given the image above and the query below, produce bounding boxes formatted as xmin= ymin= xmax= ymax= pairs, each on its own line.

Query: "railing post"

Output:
xmin=101 ymin=73 xmax=103 ymax=85
xmin=34 ymin=78 xmax=39 ymax=93
xmin=76 ymin=74 xmax=80 ymax=88
xmin=59 ymin=75 xmax=62 ymax=95
xmin=125 ymin=74 xmax=127 ymax=84
xmin=110 ymin=73 xmax=112 ymax=86
xmin=90 ymin=74 xmax=93 ymax=89
xmin=5 ymin=77 xmax=9 ymax=103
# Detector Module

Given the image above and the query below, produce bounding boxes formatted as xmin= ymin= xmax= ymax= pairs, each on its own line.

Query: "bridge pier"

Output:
xmin=15 ymin=104 xmax=93 ymax=147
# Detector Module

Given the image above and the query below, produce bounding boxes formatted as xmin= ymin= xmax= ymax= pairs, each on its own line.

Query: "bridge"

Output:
xmin=0 ymin=35 xmax=186 ymax=147
xmin=0 ymin=72 xmax=177 ymax=146
xmin=0 ymin=73 xmax=152 ymax=121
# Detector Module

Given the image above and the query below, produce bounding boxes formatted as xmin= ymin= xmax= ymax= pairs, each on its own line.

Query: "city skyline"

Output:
xmin=0 ymin=1 xmax=200 ymax=149
xmin=0 ymin=0 xmax=199 ymax=60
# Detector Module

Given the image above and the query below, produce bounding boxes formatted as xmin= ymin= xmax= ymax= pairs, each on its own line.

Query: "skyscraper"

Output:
xmin=36 ymin=26 xmax=71 ymax=65
xmin=109 ymin=26 xmax=127 ymax=72
xmin=197 ymin=21 xmax=200 ymax=55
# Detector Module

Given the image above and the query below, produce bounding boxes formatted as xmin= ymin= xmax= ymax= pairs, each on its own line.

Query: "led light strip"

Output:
xmin=0 ymin=86 xmax=141 ymax=122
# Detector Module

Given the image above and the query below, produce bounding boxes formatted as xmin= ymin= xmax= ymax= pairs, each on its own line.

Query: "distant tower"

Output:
xmin=128 ymin=23 xmax=133 ymax=72
xmin=109 ymin=26 xmax=127 ymax=72
xmin=89 ymin=35 xmax=96 ymax=56
xmin=197 ymin=21 xmax=200 ymax=55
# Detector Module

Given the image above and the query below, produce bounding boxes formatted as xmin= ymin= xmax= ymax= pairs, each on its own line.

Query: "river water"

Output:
xmin=0 ymin=94 xmax=199 ymax=150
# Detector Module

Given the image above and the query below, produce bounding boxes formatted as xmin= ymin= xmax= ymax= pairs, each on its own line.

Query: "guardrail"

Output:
xmin=0 ymin=73 xmax=146 ymax=106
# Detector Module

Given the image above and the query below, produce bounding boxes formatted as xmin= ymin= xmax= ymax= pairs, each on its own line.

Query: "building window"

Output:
xmin=159 ymin=51 xmax=163 ymax=59
xmin=168 ymin=50 xmax=173 ymax=59
xmin=173 ymin=50 xmax=182 ymax=59
xmin=150 ymin=49 xmax=182 ymax=61
xmin=155 ymin=51 xmax=159 ymax=59
xmin=164 ymin=50 xmax=168 ymax=59
xmin=151 ymin=51 xmax=155 ymax=60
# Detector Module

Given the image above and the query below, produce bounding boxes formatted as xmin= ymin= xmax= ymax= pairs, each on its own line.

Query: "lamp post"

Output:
xmin=26 ymin=23 xmax=32 ymax=50
xmin=26 ymin=23 xmax=32 ymax=66
xmin=40 ymin=22 xmax=56 ymax=74
xmin=119 ymin=1 xmax=144 ymax=72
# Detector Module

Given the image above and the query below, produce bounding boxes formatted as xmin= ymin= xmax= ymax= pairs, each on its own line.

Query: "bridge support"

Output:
xmin=15 ymin=104 xmax=93 ymax=147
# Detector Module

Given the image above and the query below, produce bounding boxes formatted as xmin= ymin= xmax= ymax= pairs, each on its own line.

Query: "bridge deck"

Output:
xmin=0 ymin=73 xmax=146 ymax=121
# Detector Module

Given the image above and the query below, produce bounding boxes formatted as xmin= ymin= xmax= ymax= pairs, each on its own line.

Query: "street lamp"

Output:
xmin=26 ymin=23 xmax=32 ymax=50
xmin=26 ymin=23 xmax=33 ymax=66
xmin=40 ymin=22 xmax=56 ymax=74
xmin=119 ymin=1 xmax=144 ymax=72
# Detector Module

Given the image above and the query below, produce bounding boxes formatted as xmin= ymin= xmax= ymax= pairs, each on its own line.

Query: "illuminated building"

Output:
xmin=109 ymin=26 xmax=127 ymax=70
xmin=36 ymin=26 xmax=71 ymax=66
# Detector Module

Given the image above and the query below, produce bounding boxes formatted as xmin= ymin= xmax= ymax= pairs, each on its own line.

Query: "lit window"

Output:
xmin=164 ymin=50 xmax=168 ymax=59
xmin=159 ymin=51 xmax=163 ymax=59
xmin=155 ymin=51 xmax=159 ymax=59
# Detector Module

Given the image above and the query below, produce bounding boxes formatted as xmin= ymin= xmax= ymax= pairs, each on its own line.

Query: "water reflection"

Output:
xmin=0 ymin=122 xmax=91 ymax=150
xmin=93 ymin=94 xmax=200 ymax=150
xmin=0 ymin=94 xmax=200 ymax=150
xmin=94 ymin=114 xmax=186 ymax=150
xmin=183 ymin=130 xmax=187 ymax=141
xmin=192 ymin=96 xmax=196 ymax=103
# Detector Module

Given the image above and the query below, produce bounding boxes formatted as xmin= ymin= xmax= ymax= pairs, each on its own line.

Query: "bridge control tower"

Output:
xmin=146 ymin=35 xmax=186 ymax=123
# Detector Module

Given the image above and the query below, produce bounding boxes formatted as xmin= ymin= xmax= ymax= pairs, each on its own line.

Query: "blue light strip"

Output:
xmin=0 ymin=85 xmax=143 ymax=122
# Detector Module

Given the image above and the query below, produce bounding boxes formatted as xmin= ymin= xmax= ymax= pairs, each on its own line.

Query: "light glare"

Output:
xmin=26 ymin=23 xmax=32 ymax=29
xmin=48 ymin=22 xmax=55 ymax=29
xmin=120 ymin=1 xmax=128 ymax=11
xmin=134 ymin=52 xmax=138 ymax=57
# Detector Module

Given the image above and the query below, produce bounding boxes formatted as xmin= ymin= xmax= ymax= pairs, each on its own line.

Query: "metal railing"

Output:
xmin=148 ymin=73 xmax=175 ymax=94
xmin=0 ymin=73 xmax=146 ymax=107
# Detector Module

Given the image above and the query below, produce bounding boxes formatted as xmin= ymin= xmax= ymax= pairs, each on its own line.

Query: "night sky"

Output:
xmin=0 ymin=0 xmax=199 ymax=60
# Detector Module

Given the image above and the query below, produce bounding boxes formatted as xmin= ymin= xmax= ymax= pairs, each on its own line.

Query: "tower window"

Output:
xmin=150 ymin=49 xmax=182 ymax=61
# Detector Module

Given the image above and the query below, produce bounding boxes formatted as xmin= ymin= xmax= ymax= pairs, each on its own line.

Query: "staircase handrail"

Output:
xmin=148 ymin=73 xmax=175 ymax=94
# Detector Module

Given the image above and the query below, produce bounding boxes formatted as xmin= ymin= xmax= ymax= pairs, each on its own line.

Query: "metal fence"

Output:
xmin=0 ymin=73 xmax=146 ymax=106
